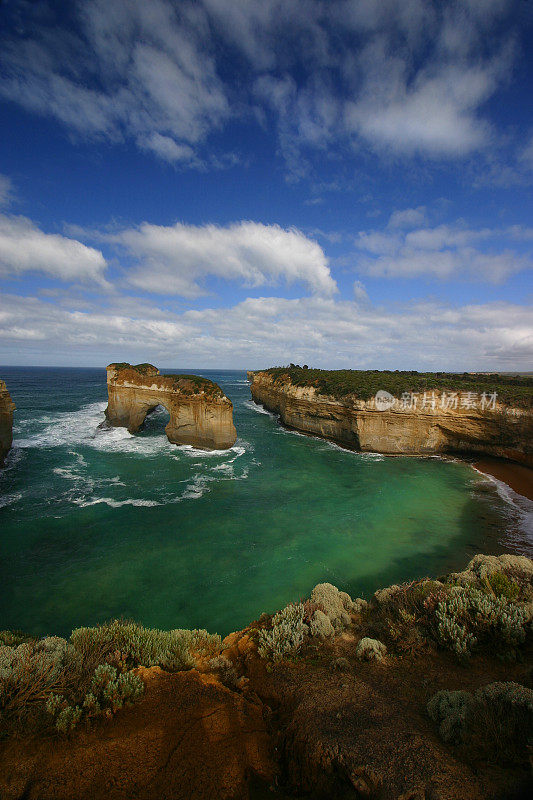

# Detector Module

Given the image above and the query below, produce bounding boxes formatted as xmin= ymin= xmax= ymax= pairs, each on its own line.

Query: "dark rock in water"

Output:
xmin=0 ymin=379 xmax=15 ymax=467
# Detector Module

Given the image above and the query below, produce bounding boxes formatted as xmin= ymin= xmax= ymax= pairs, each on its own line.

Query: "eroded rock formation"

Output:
xmin=0 ymin=379 xmax=15 ymax=467
xmin=248 ymin=370 xmax=533 ymax=466
xmin=105 ymin=363 xmax=237 ymax=450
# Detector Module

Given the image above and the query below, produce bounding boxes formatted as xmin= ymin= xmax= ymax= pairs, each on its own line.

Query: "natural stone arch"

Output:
xmin=121 ymin=397 xmax=172 ymax=436
xmin=104 ymin=363 xmax=237 ymax=450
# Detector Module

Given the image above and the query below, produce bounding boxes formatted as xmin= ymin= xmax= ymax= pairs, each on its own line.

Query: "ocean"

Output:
xmin=0 ymin=366 xmax=531 ymax=638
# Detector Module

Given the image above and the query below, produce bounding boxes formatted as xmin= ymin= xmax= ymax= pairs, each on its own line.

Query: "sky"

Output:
xmin=0 ymin=0 xmax=532 ymax=370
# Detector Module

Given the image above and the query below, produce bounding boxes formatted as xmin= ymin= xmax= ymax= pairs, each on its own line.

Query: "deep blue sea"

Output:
xmin=0 ymin=366 xmax=532 ymax=638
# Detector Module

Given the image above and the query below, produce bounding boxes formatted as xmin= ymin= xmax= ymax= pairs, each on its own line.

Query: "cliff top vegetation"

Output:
xmin=108 ymin=363 xmax=225 ymax=398
xmin=1 ymin=553 xmax=532 ymax=798
xmin=259 ymin=367 xmax=533 ymax=408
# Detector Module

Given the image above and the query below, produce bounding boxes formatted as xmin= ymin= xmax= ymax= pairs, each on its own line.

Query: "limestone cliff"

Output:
xmin=248 ymin=371 xmax=533 ymax=466
xmin=105 ymin=363 xmax=237 ymax=450
xmin=0 ymin=379 xmax=15 ymax=467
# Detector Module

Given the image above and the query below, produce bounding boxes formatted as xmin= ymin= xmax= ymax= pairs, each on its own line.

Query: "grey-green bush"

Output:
xmin=355 ymin=637 xmax=387 ymax=662
xmin=46 ymin=663 xmax=144 ymax=734
xmin=427 ymin=690 xmax=473 ymax=743
xmin=428 ymin=681 xmax=533 ymax=763
xmin=258 ymin=603 xmax=307 ymax=661
xmin=434 ymin=587 xmax=528 ymax=659
xmin=70 ymin=621 xmax=221 ymax=671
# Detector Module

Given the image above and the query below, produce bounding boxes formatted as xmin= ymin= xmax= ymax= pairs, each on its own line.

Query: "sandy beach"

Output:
xmin=472 ymin=458 xmax=533 ymax=502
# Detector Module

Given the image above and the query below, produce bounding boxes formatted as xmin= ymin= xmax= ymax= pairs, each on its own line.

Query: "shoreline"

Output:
xmin=471 ymin=457 xmax=533 ymax=502
xmin=261 ymin=403 xmax=533 ymax=503
xmin=260 ymin=400 xmax=533 ymax=502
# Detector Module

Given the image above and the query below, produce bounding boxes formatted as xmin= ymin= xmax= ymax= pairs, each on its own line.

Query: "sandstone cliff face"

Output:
xmin=105 ymin=364 xmax=237 ymax=450
xmin=0 ymin=379 xmax=15 ymax=467
xmin=248 ymin=371 xmax=533 ymax=466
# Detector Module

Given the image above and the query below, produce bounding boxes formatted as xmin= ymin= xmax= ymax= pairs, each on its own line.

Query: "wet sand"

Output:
xmin=472 ymin=458 xmax=533 ymax=502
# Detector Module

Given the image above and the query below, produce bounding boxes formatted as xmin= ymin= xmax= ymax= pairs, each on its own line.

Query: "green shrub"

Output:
xmin=310 ymin=583 xmax=352 ymax=629
xmin=0 ymin=619 xmax=220 ymax=737
xmin=208 ymin=655 xmax=239 ymax=687
xmin=433 ymin=587 xmax=528 ymax=659
xmin=0 ymin=630 xmax=35 ymax=647
xmin=70 ymin=621 xmax=221 ymax=671
xmin=309 ymin=610 xmax=335 ymax=639
xmin=55 ymin=705 xmax=82 ymax=734
xmin=355 ymin=637 xmax=387 ymax=662
xmin=258 ymin=603 xmax=307 ymax=661
xmin=486 ymin=571 xmax=520 ymax=601
xmin=262 ymin=367 xmax=533 ymax=408
xmin=46 ymin=664 xmax=144 ymax=734
xmin=428 ymin=682 xmax=533 ymax=764
xmin=0 ymin=637 xmax=80 ymax=731
xmin=471 ymin=682 xmax=533 ymax=763
xmin=427 ymin=690 xmax=473 ymax=743
xmin=369 ymin=579 xmax=442 ymax=651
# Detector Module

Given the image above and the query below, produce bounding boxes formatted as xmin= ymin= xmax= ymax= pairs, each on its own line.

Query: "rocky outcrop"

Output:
xmin=248 ymin=371 xmax=533 ymax=466
xmin=1 ymin=554 xmax=532 ymax=800
xmin=0 ymin=667 xmax=275 ymax=800
xmin=105 ymin=363 xmax=237 ymax=450
xmin=0 ymin=379 xmax=15 ymax=467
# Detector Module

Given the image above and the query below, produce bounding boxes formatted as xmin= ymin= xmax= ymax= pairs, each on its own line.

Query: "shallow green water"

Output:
xmin=0 ymin=367 xmax=531 ymax=638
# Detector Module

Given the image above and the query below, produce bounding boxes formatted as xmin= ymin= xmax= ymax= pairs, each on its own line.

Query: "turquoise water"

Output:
xmin=0 ymin=367 xmax=531 ymax=638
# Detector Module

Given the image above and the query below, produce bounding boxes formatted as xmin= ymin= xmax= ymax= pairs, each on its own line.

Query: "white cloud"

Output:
xmin=251 ymin=0 xmax=515 ymax=171
xmin=344 ymin=61 xmax=498 ymax=157
xmin=0 ymin=0 xmax=521 ymax=172
xmin=110 ymin=220 xmax=336 ymax=297
xmin=0 ymin=215 xmax=108 ymax=284
xmin=388 ymin=207 xmax=427 ymax=229
xmin=0 ymin=292 xmax=531 ymax=370
xmin=138 ymin=133 xmax=196 ymax=163
xmin=353 ymin=280 xmax=369 ymax=302
xmin=0 ymin=0 xmax=229 ymax=163
xmin=355 ymin=220 xmax=532 ymax=282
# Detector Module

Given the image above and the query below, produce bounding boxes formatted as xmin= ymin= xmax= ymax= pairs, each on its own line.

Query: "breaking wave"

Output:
xmin=0 ymin=492 xmax=23 ymax=509
xmin=242 ymin=400 xmax=276 ymax=417
xmin=471 ymin=468 xmax=533 ymax=550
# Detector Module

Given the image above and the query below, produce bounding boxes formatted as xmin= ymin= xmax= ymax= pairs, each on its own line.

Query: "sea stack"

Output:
xmin=0 ymin=380 xmax=15 ymax=467
xmin=105 ymin=363 xmax=237 ymax=450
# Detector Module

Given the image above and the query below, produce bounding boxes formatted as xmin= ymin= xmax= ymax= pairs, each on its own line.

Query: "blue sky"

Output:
xmin=0 ymin=0 xmax=532 ymax=369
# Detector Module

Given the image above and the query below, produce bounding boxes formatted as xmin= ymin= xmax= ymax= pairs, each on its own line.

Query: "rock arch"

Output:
xmin=105 ymin=363 xmax=237 ymax=450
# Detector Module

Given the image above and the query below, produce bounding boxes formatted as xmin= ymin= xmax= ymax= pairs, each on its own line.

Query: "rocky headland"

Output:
xmin=1 ymin=553 xmax=532 ymax=799
xmin=0 ymin=379 xmax=15 ymax=467
xmin=105 ymin=363 xmax=237 ymax=450
xmin=248 ymin=368 xmax=533 ymax=467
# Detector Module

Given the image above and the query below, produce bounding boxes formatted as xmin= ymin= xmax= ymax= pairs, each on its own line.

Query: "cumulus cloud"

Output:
xmin=344 ymin=60 xmax=503 ymax=158
xmin=109 ymin=220 xmax=336 ymax=297
xmin=0 ymin=215 xmax=108 ymax=284
xmin=0 ymin=0 xmax=521 ymax=172
xmin=0 ymin=292 xmax=531 ymax=370
xmin=355 ymin=218 xmax=532 ymax=282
